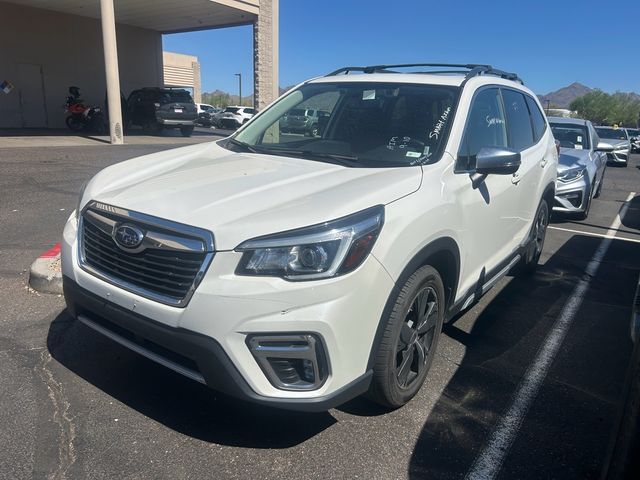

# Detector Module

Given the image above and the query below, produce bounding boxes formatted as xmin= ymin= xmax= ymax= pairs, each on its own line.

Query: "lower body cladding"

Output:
xmin=61 ymin=217 xmax=395 ymax=411
xmin=553 ymin=177 xmax=591 ymax=214
xmin=607 ymin=151 xmax=629 ymax=165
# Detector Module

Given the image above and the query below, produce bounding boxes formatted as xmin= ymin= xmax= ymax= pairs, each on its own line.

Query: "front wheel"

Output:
xmin=514 ymin=198 xmax=549 ymax=275
xmin=368 ymin=265 xmax=445 ymax=408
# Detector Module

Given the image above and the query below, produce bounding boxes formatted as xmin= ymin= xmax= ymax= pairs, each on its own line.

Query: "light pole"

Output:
xmin=235 ymin=73 xmax=242 ymax=106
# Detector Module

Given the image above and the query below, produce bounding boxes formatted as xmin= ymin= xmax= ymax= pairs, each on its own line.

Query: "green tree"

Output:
xmin=570 ymin=90 xmax=640 ymax=126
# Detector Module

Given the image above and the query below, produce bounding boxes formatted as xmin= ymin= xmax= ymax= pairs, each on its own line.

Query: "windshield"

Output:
xmin=225 ymin=107 xmax=240 ymax=113
xmin=550 ymin=123 xmax=590 ymax=150
xmin=595 ymin=127 xmax=627 ymax=140
xmin=159 ymin=90 xmax=193 ymax=103
xmin=230 ymin=82 xmax=459 ymax=167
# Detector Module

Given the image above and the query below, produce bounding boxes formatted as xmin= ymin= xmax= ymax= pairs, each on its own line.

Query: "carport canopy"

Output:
xmin=6 ymin=0 xmax=258 ymax=33
xmin=3 ymin=0 xmax=275 ymax=144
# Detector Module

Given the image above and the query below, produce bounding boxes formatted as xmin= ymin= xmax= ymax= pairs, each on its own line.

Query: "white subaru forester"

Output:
xmin=62 ymin=63 xmax=557 ymax=411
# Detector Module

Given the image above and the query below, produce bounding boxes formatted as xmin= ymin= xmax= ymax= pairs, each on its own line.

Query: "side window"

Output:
xmin=525 ymin=95 xmax=546 ymax=142
xmin=502 ymin=89 xmax=534 ymax=150
xmin=457 ymin=88 xmax=507 ymax=171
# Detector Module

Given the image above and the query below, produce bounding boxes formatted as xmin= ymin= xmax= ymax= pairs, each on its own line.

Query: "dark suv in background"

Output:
xmin=126 ymin=88 xmax=197 ymax=137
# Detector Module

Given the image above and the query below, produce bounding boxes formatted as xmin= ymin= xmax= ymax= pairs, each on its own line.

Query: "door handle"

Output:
xmin=540 ymin=158 xmax=547 ymax=167
xmin=511 ymin=173 xmax=521 ymax=185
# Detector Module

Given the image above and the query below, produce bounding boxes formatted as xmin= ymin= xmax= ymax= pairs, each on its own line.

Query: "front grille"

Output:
xmin=79 ymin=202 xmax=214 ymax=307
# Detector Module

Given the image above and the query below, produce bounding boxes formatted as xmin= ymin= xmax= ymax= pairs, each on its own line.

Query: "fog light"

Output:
xmin=247 ymin=334 xmax=329 ymax=391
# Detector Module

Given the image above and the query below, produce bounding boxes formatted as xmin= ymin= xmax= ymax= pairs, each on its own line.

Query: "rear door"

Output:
xmin=501 ymin=88 xmax=544 ymax=243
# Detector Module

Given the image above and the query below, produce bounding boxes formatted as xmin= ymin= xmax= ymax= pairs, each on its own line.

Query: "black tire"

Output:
xmin=368 ymin=265 xmax=445 ymax=408
xmin=514 ymin=198 xmax=549 ymax=275
xmin=594 ymin=171 xmax=605 ymax=198
xmin=143 ymin=120 xmax=162 ymax=135
xmin=180 ymin=126 xmax=194 ymax=137
xmin=574 ymin=182 xmax=594 ymax=221
xmin=65 ymin=115 xmax=84 ymax=132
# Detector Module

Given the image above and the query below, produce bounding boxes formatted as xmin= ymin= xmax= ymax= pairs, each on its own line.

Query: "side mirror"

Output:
xmin=471 ymin=147 xmax=521 ymax=189
xmin=476 ymin=147 xmax=521 ymax=174
xmin=595 ymin=141 xmax=614 ymax=153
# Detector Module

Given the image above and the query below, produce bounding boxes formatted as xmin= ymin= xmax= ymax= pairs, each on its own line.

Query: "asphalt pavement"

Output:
xmin=0 ymin=140 xmax=638 ymax=480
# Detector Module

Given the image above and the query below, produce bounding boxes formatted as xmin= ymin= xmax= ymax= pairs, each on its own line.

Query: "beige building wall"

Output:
xmin=0 ymin=2 xmax=163 ymax=129
xmin=162 ymin=51 xmax=201 ymax=103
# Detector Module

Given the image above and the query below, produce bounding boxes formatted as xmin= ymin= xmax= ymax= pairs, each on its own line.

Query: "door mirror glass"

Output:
xmin=595 ymin=141 xmax=614 ymax=153
xmin=475 ymin=147 xmax=521 ymax=175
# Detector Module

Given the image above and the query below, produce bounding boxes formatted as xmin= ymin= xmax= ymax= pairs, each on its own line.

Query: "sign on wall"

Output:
xmin=1 ymin=80 xmax=14 ymax=94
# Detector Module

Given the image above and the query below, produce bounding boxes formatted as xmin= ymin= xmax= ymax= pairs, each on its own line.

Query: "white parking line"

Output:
xmin=549 ymin=225 xmax=640 ymax=244
xmin=466 ymin=191 xmax=636 ymax=480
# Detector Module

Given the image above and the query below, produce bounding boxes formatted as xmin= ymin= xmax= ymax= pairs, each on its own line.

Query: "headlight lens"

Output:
xmin=236 ymin=205 xmax=384 ymax=280
xmin=558 ymin=167 xmax=586 ymax=183
xmin=614 ymin=144 xmax=627 ymax=151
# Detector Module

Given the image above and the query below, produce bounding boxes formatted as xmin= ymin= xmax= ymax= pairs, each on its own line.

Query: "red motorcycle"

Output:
xmin=64 ymin=86 xmax=105 ymax=133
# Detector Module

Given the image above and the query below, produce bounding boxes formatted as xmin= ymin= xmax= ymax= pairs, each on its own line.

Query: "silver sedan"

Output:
xmin=549 ymin=117 xmax=613 ymax=219
xmin=595 ymin=126 xmax=631 ymax=166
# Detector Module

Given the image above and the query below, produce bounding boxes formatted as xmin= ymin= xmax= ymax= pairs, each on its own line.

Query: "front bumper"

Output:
xmin=553 ymin=176 xmax=590 ymax=213
xmin=607 ymin=150 xmax=629 ymax=164
xmin=63 ymin=276 xmax=372 ymax=411
xmin=61 ymin=213 xmax=394 ymax=410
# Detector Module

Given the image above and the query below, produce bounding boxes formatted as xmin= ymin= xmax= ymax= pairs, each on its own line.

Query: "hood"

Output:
xmin=557 ymin=148 xmax=590 ymax=173
xmin=82 ymin=141 xmax=422 ymax=250
xmin=600 ymin=138 xmax=629 ymax=148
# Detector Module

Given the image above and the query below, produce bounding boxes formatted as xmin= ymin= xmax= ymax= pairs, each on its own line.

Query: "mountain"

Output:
xmin=538 ymin=82 xmax=593 ymax=109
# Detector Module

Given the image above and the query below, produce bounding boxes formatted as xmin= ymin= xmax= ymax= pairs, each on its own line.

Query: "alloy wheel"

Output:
xmin=395 ymin=286 xmax=439 ymax=389
xmin=534 ymin=203 xmax=548 ymax=257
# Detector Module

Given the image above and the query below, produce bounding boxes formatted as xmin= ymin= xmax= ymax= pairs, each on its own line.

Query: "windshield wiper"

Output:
xmin=227 ymin=138 xmax=260 ymax=153
xmin=254 ymin=147 xmax=361 ymax=166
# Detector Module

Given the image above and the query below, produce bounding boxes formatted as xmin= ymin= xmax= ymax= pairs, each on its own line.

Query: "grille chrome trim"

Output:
xmin=78 ymin=201 xmax=215 ymax=307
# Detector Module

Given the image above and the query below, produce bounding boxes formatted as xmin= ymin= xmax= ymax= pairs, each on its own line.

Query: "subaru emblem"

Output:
xmin=113 ymin=224 xmax=145 ymax=249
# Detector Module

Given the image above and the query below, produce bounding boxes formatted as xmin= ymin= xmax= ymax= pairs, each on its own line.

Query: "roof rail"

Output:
xmin=325 ymin=63 xmax=523 ymax=84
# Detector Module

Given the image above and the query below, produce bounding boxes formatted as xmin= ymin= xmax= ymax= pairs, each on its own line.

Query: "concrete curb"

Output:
xmin=29 ymin=243 xmax=62 ymax=295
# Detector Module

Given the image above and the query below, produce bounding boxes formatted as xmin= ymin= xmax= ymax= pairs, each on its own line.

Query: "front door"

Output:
xmin=17 ymin=63 xmax=47 ymax=128
xmin=450 ymin=87 xmax=522 ymax=296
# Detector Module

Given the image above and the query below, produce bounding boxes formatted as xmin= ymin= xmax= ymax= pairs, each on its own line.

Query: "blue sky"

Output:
xmin=163 ymin=0 xmax=640 ymax=96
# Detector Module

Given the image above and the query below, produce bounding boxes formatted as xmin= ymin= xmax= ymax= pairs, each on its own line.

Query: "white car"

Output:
xmin=195 ymin=103 xmax=215 ymax=115
xmin=216 ymin=105 xmax=255 ymax=129
xmin=62 ymin=63 xmax=558 ymax=411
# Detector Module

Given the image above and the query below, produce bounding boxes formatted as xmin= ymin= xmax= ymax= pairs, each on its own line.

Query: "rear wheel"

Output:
xmin=368 ymin=265 xmax=444 ymax=408
xmin=180 ymin=125 xmax=194 ymax=137
xmin=65 ymin=115 xmax=84 ymax=132
xmin=514 ymin=198 xmax=549 ymax=275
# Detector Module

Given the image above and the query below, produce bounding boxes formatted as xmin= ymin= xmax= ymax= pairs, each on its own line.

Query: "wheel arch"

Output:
xmin=366 ymin=237 xmax=460 ymax=371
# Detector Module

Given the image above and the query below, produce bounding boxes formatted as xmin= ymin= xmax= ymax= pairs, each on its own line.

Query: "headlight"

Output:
xmin=558 ymin=167 xmax=586 ymax=183
xmin=235 ymin=205 xmax=384 ymax=280
xmin=614 ymin=144 xmax=627 ymax=151
xmin=74 ymin=181 xmax=88 ymax=219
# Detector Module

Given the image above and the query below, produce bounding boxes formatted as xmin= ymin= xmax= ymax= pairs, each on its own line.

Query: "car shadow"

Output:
xmin=46 ymin=312 xmax=335 ymax=449
xmin=407 ymin=233 xmax=640 ymax=479
xmin=620 ymin=194 xmax=640 ymax=230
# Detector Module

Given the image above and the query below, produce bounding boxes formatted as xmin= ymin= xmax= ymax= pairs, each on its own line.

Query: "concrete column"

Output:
xmin=100 ymin=0 xmax=124 ymax=144
xmin=253 ymin=0 xmax=279 ymax=111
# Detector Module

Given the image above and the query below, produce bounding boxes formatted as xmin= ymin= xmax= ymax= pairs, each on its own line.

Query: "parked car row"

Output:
xmin=626 ymin=127 xmax=640 ymax=153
